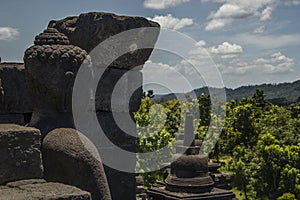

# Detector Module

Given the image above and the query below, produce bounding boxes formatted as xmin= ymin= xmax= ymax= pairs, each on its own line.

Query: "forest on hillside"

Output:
xmin=135 ymin=89 xmax=300 ymax=200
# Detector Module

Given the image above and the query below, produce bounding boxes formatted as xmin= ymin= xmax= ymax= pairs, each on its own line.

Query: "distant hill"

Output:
xmin=153 ymin=80 xmax=300 ymax=105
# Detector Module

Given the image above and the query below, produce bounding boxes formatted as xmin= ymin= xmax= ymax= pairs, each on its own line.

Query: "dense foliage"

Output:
xmin=134 ymin=89 xmax=300 ymax=199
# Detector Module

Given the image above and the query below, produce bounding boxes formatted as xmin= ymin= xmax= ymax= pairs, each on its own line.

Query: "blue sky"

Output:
xmin=0 ymin=0 xmax=300 ymax=90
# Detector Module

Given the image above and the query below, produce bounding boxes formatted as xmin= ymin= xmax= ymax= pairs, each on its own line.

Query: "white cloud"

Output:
xmin=190 ymin=40 xmax=243 ymax=59
xmin=188 ymin=39 xmax=294 ymax=75
xmin=148 ymin=14 xmax=194 ymax=30
xmin=260 ymin=5 xmax=273 ymax=21
xmin=0 ymin=27 xmax=19 ymax=40
xmin=143 ymin=40 xmax=229 ymax=91
xmin=210 ymin=42 xmax=243 ymax=57
xmin=253 ymin=25 xmax=266 ymax=34
xmin=234 ymin=33 xmax=300 ymax=49
xmin=144 ymin=0 xmax=190 ymax=9
xmin=285 ymin=0 xmax=300 ymax=5
xmin=143 ymin=60 xmax=205 ymax=93
xmin=219 ymin=61 xmax=255 ymax=75
xmin=195 ymin=40 xmax=207 ymax=47
xmin=205 ymin=18 xmax=232 ymax=31
xmin=257 ymin=52 xmax=294 ymax=73
xmin=256 ymin=52 xmax=293 ymax=64
xmin=209 ymin=3 xmax=254 ymax=19
xmin=204 ymin=0 xmax=278 ymax=31
xmin=221 ymin=52 xmax=294 ymax=75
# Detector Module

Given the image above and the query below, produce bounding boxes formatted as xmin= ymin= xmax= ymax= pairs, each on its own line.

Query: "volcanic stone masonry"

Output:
xmin=0 ymin=11 xmax=160 ymax=200
xmin=0 ymin=124 xmax=92 ymax=200
xmin=0 ymin=63 xmax=31 ymax=125
xmin=47 ymin=12 xmax=160 ymax=200
xmin=23 ymin=27 xmax=111 ymax=200
xmin=0 ymin=124 xmax=43 ymax=185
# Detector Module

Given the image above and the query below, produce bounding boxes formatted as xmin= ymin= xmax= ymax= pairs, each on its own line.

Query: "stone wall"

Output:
xmin=0 ymin=63 xmax=32 ymax=125
xmin=0 ymin=179 xmax=92 ymax=200
xmin=0 ymin=124 xmax=92 ymax=200
xmin=0 ymin=124 xmax=43 ymax=184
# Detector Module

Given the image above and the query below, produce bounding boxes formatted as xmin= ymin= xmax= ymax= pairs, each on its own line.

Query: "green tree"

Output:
xmin=277 ymin=193 xmax=297 ymax=200
xmin=290 ymin=104 xmax=300 ymax=118
xmin=197 ymin=94 xmax=212 ymax=127
xmin=135 ymin=97 xmax=174 ymax=187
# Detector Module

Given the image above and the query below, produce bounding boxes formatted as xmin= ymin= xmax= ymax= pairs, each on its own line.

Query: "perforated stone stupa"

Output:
xmin=148 ymin=113 xmax=236 ymax=200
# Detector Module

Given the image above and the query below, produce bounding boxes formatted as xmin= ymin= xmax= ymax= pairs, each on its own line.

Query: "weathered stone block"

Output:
xmin=95 ymin=67 xmax=143 ymax=112
xmin=148 ymin=185 xmax=236 ymax=200
xmin=103 ymin=165 xmax=136 ymax=200
xmin=76 ymin=111 xmax=137 ymax=200
xmin=42 ymin=128 xmax=111 ymax=200
xmin=0 ymin=114 xmax=25 ymax=125
xmin=0 ymin=63 xmax=32 ymax=114
xmin=48 ymin=12 xmax=160 ymax=70
xmin=96 ymin=111 xmax=137 ymax=147
xmin=0 ymin=179 xmax=91 ymax=200
xmin=0 ymin=124 xmax=43 ymax=185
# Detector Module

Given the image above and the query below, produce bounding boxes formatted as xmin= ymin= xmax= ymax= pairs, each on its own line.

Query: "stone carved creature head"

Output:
xmin=24 ymin=28 xmax=88 ymax=113
xmin=24 ymin=28 xmax=89 ymax=135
